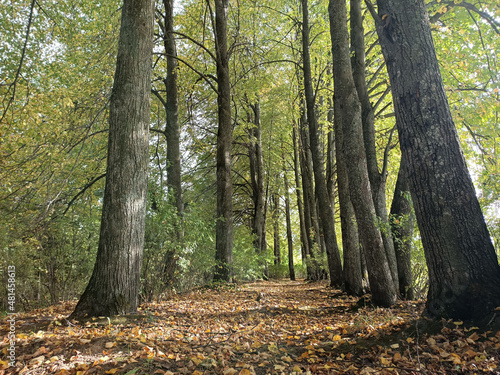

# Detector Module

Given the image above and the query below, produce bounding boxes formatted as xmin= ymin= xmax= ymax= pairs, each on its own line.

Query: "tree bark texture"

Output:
xmin=70 ymin=0 xmax=154 ymax=318
xmin=350 ymin=0 xmax=398 ymax=292
xmin=161 ymin=0 xmax=183 ymax=286
xmin=302 ymin=0 xmax=343 ymax=287
xmin=329 ymin=0 xmax=396 ymax=307
xmin=214 ymin=0 xmax=234 ymax=282
xmin=373 ymin=0 xmax=500 ymax=320
xmin=162 ymin=0 xmax=183 ymax=219
xmin=334 ymin=98 xmax=364 ymax=296
xmin=390 ymin=154 xmax=414 ymax=300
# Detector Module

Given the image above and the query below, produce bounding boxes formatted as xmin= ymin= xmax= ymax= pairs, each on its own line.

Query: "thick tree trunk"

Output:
xmin=390 ymin=154 xmax=414 ymax=300
xmin=301 ymin=0 xmax=343 ymax=287
xmin=334 ymin=99 xmax=364 ymax=296
xmin=213 ymin=0 xmax=233 ymax=282
xmin=329 ymin=0 xmax=396 ymax=307
xmin=248 ymin=102 xmax=266 ymax=254
xmin=70 ymin=0 xmax=154 ymax=318
xmin=350 ymin=0 xmax=398 ymax=292
xmin=373 ymin=0 xmax=500 ymax=320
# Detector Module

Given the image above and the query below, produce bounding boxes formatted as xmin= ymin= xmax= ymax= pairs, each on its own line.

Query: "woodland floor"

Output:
xmin=1 ymin=279 xmax=499 ymax=374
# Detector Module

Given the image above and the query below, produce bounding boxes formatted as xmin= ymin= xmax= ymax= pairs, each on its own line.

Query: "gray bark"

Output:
xmin=390 ymin=154 xmax=414 ymax=300
xmin=70 ymin=0 xmax=154 ymax=318
xmin=373 ymin=0 xmax=500 ymax=320
xmin=350 ymin=0 xmax=398 ymax=292
xmin=302 ymin=0 xmax=343 ymax=287
xmin=248 ymin=102 xmax=266 ymax=254
xmin=214 ymin=0 xmax=233 ymax=282
xmin=329 ymin=0 xmax=396 ymax=306
xmin=334 ymin=97 xmax=364 ymax=296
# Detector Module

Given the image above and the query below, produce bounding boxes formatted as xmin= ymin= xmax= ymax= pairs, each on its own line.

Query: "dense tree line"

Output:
xmin=1 ymin=0 xmax=499 ymax=322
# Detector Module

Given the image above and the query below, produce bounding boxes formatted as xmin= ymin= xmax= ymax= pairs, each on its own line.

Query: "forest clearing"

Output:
xmin=1 ymin=280 xmax=499 ymax=375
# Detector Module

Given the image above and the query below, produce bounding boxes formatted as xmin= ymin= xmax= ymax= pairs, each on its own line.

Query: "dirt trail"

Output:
xmin=1 ymin=280 xmax=499 ymax=374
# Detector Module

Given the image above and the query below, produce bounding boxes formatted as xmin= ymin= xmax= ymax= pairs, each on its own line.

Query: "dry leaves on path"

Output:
xmin=1 ymin=280 xmax=499 ymax=374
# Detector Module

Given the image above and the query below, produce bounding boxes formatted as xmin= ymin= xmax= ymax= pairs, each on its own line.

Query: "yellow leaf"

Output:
xmin=239 ymin=370 xmax=252 ymax=375
xmin=105 ymin=369 xmax=119 ymax=375
xmin=332 ymin=335 xmax=342 ymax=341
xmin=393 ymin=352 xmax=402 ymax=362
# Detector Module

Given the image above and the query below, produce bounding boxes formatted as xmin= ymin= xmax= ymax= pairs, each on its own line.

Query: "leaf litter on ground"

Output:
xmin=1 ymin=280 xmax=499 ymax=374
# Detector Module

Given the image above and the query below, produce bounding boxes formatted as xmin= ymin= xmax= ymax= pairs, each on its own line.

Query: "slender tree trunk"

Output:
xmin=329 ymin=0 xmax=396 ymax=307
xmin=70 ymin=0 xmax=154 ymax=318
xmin=213 ymin=0 xmax=233 ymax=282
xmin=334 ymin=98 xmax=364 ymax=296
xmin=301 ymin=0 xmax=343 ymax=287
xmin=372 ymin=0 xmax=500 ymax=320
xmin=272 ymin=193 xmax=281 ymax=265
xmin=161 ymin=0 xmax=183 ymax=286
xmin=293 ymin=125 xmax=310 ymax=267
xmin=299 ymin=116 xmax=323 ymax=280
xmin=248 ymin=102 xmax=266 ymax=254
xmin=390 ymin=153 xmax=414 ymax=300
xmin=350 ymin=0 xmax=398 ymax=292
xmin=283 ymin=165 xmax=295 ymax=281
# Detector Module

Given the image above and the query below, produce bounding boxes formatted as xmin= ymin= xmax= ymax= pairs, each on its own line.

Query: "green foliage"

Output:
xmin=233 ymin=225 xmax=266 ymax=281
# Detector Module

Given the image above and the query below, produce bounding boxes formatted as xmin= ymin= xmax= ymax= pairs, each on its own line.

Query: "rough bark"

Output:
xmin=350 ymin=0 xmax=398 ymax=292
xmin=390 ymin=154 xmax=414 ymax=300
xmin=70 ymin=0 xmax=154 ymax=318
xmin=329 ymin=0 xmax=396 ymax=307
xmin=301 ymin=0 xmax=343 ymax=287
xmin=214 ymin=0 xmax=233 ymax=282
xmin=161 ymin=0 xmax=183 ymax=286
xmin=373 ymin=0 xmax=500 ymax=320
xmin=334 ymin=97 xmax=364 ymax=296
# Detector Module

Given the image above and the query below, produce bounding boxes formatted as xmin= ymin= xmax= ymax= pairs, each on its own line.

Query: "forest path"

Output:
xmin=2 ymin=279 xmax=499 ymax=374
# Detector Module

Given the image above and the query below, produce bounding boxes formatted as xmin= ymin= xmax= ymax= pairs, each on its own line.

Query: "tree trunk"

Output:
xmin=293 ymin=125 xmax=309 ymax=265
xmin=328 ymin=0 xmax=396 ymax=307
xmin=283 ymin=166 xmax=295 ymax=281
xmin=161 ymin=0 xmax=183 ymax=286
xmin=70 ymin=0 xmax=154 ymax=318
xmin=301 ymin=0 xmax=343 ymax=287
xmin=272 ymin=193 xmax=281 ymax=266
xmin=213 ymin=0 xmax=233 ymax=282
xmin=299 ymin=115 xmax=323 ymax=280
xmin=334 ymin=97 xmax=364 ymax=296
xmin=390 ymin=153 xmax=414 ymax=300
xmin=373 ymin=0 xmax=500 ymax=320
xmin=248 ymin=102 xmax=266 ymax=254
xmin=350 ymin=0 xmax=398 ymax=292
